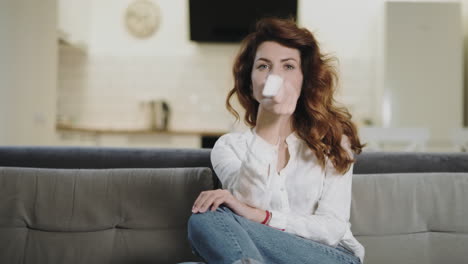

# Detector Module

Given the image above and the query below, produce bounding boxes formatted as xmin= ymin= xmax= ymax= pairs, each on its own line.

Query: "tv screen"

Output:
xmin=189 ymin=0 xmax=298 ymax=42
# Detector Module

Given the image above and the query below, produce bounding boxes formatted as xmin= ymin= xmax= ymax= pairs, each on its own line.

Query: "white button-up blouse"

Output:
xmin=210 ymin=128 xmax=365 ymax=263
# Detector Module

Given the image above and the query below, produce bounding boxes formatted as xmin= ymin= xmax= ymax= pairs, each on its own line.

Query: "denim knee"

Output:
xmin=188 ymin=206 xmax=230 ymax=236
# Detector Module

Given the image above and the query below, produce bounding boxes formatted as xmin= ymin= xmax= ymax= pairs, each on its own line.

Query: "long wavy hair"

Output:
xmin=226 ymin=17 xmax=363 ymax=175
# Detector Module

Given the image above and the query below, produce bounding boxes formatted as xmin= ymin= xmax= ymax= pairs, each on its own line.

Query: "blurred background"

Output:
xmin=0 ymin=0 xmax=467 ymax=151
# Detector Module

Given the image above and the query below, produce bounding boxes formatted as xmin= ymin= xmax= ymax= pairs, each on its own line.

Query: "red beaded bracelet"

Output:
xmin=261 ymin=210 xmax=271 ymax=224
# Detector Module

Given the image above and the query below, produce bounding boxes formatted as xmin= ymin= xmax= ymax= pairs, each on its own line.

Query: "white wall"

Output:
xmin=88 ymin=0 xmax=196 ymax=56
xmin=463 ymin=0 xmax=468 ymax=127
xmin=0 ymin=0 xmax=57 ymax=145
xmin=58 ymin=0 xmax=91 ymax=45
xmin=298 ymin=0 xmax=385 ymax=125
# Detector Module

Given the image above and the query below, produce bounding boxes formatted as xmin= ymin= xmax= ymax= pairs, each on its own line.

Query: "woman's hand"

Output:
xmin=192 ymin=189 xmax=238 ymax=213
xmin=192 ymin=189 xmax=267 ymax=223
xmin=259 ymin=80 xmax=301 ymax=116
xmin=254 ymin=80 xmax=301 ymax=145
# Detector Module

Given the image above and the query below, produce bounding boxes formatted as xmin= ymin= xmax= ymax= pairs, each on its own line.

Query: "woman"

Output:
xmin=187 ymin=17 xmax=364 ymax=264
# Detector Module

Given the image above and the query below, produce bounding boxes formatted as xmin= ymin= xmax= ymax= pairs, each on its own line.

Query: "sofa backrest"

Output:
xmin=351 ymin=152 xmax=468 ymax=264
xmin=351 ymin=172 xmax=468 ymax=264
xmin=0 ymin=147 xmax=213 ymax=170
xmin=0 ymin=147 xmax=217 ymax=189
xmin=1 ymin=147 xmax=467 ymax=173
xmin=0 ymin=166 xmax=212 ymax=264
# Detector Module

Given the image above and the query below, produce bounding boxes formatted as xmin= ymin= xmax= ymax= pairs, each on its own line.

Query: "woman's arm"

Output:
xmin=255 ymin=80 xmax=300 ymax=145
xmin=210 ymin=132 xmax=278 ymax=210
xmin=254 ymin=106 xmax=286 ymax=145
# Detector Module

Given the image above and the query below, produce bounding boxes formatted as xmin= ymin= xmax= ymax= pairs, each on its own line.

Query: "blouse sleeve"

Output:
xmin=210 ymin=132 xmax=279 ymax=210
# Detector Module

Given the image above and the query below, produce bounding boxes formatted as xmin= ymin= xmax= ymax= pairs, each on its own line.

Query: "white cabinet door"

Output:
xmin=384 ymin=1 xmax=463 ymax=142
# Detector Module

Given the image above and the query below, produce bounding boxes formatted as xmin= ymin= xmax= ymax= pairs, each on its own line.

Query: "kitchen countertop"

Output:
xmin=56 ymin=123 xmax=227 ymax=137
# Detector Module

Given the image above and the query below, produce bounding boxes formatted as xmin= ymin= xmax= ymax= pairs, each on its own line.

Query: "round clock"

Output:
xmin=124 ymin=0 xmax=161 ymax=39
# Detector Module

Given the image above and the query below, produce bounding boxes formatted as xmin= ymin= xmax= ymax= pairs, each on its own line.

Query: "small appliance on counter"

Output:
xmin=148 ymin=99 xmax=170 ymax=131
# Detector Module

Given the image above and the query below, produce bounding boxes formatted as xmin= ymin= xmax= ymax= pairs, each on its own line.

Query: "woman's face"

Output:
xmin=251 ymin=41 xmax=303 ymax=102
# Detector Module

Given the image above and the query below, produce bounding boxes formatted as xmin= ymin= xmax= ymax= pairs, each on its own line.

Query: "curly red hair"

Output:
xmin=226 ymin=17 xmax=363 ymax=175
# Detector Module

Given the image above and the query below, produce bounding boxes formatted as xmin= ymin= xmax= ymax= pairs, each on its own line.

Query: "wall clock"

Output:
xmin=124 ymin=0 xmax=161 ymax=39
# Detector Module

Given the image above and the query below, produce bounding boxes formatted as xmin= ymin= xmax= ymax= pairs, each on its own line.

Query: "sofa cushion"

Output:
xmin=0 ymin=167 xmax=212 ymax=264
xmin=351 ymin=172 xmax=468 ymax=264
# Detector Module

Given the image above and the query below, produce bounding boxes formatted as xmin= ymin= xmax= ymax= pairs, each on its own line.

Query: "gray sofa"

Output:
xmin=0 ymin=146 xmax=467 ymax=264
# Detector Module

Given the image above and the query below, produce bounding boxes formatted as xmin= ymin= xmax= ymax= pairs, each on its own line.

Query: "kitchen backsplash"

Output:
xmin=57 ymin=44 xmax=243 ymax=132
xmin=57 ymin=45 xmax=375 ymax=133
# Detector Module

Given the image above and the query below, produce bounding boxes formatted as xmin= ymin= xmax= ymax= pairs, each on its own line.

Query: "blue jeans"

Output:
xmin=187 ymin=205 xmax=361 ymax=264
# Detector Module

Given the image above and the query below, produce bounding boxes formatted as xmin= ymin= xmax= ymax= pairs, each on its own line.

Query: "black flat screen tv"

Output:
xmin=189 ymin=0 xmax=298 ymax=42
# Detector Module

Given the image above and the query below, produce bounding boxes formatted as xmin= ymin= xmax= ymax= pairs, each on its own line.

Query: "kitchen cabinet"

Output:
xmin=58 ymin=0 xmax=90 ymax=52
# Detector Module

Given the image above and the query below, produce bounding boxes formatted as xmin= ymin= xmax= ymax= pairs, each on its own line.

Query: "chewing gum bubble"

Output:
xmin=262 ymin=74 xmax=283 ymax=97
